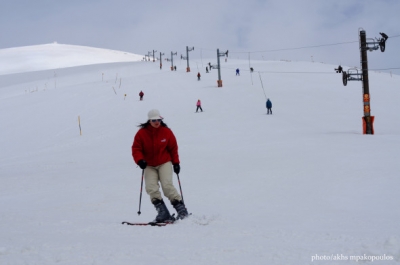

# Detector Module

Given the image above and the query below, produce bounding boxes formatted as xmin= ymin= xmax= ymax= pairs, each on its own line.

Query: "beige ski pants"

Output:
xmin=144 ymin=161 xmax=181 ymax=203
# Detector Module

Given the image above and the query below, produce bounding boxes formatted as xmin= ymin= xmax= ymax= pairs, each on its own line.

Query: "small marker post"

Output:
xmin=78 ymin=116 xmax=82 ymax=136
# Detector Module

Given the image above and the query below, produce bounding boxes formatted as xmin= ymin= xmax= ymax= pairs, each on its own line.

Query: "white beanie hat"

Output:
xmin=148 ymin=109 xmax=163 ymax=120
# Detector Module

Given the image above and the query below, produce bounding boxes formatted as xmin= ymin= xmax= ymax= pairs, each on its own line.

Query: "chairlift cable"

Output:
xmin=194 ymin=34 xmax=400 ymax=55
xmin=258 ymin=72 xmax=267 ymax=100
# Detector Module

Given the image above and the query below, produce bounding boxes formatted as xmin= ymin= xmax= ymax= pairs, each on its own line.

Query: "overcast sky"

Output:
xmin=1 ymin=0 xmax=399 ymax=74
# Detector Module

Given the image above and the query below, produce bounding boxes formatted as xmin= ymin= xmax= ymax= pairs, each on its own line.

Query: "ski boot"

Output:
xmin=172 ymin=200 xmax=189 ymax=220
xmin=152 ymin=199 xmax=174 ymax=223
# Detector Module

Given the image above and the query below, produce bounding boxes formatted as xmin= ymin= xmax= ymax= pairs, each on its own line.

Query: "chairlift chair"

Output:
xmin=343 ymin=68 xmax=362 ymax=86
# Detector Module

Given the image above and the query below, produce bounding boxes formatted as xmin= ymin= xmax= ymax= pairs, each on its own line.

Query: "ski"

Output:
xmin=121 ymin=221 xmax=174 ymax=227
xmin=122 ymin=214 xmax=191 ymax=227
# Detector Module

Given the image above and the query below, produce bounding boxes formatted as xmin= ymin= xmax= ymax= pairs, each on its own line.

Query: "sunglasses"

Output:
xmin=151 ymin=119 xmax=162 ymax=122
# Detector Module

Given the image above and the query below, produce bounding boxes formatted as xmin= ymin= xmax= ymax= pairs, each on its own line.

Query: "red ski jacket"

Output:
xmin=132 ymin=125 xmax=180 ymax=166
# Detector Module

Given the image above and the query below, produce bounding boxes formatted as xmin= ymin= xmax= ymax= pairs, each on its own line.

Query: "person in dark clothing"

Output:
xmin=139 ymin=91 xmax=144 ymax=101
xmin=206 ymin=67 xmax=209 ymax=73
xmin=197 ymin=72 xmax=201 ymax=81
xmin=236 ymin=68 xmax=240 ymax=76
xmin=335 ymin=65 xmax=343 ymax=73
xmin=266 ymin=98 xmax=272 ymax=114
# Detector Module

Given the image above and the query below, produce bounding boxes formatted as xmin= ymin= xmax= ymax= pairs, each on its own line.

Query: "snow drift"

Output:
xmin=0 ymin=43 xmax=143 ymax=75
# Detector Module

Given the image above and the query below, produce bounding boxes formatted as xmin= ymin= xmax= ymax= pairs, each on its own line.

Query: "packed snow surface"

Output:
xmin=0 ymin=45 xmax=400 ymax=265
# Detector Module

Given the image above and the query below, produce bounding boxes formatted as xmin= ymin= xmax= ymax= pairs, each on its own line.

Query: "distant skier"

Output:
xmin=250 ymin=67 xmax=254 ymax=73
xmin=196 ymin=99 xmax=203 ymax=112
xmin=139 ymin=90 xmax=144 ymax=101
xmin=174 ymin=66 xmax=177 ymax=71
xmin=236 ymin=68 xmax=240 ymax=76
xmin=206 ymin=67 xmax=209 ymax=73
xmin=197 ymin=72 xmax=201 ymax=81
xmin=335 ymin=65 xmax=343 ymax=73
xmin=266 ymin=98 xmax=272 ymax=114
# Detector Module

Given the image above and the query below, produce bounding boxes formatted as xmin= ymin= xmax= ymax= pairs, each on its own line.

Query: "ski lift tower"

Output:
xmin=339 ymin=29 xmax=388 ymax=134
xmin=170 ymin=51 xmax=177 ymax=71
xmin=159 ymin=52 xmax=164 ymax=69
xmin=186 ymin=46 xmax=194 ymax=72
xmin=151 ymin=50 xmax=157 ymax=62
xmin=213 ymin=48 xmax=228 ymax=87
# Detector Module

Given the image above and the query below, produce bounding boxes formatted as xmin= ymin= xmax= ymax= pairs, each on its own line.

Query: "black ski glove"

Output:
xmin=173 ymin=163 xmax=180 ymax=174
xmin=138 ymin=160 xmax=147 ymax=169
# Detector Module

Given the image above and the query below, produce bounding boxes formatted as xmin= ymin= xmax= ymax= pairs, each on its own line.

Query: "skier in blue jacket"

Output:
xmin=266 ymin=98 xmax=272 ymax=114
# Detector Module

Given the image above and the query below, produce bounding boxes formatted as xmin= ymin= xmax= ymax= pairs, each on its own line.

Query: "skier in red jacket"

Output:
xmin=132 ymin=109 xmax=188 ymax=222
xmin=139 ymin=91 xmax=144 ymax=101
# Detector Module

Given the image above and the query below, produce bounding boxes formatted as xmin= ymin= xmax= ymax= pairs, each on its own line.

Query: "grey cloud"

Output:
xmin=0 ymin=0 xmax=399 ymax=74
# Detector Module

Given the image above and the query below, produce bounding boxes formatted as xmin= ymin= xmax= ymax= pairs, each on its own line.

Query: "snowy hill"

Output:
xmin=1 ymin=45 xmax=400 ymax=265
xmin=0 ymin=43 xmax=143 ymax=75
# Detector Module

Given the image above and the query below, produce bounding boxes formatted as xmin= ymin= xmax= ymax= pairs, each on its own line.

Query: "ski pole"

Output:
xmin=176 ymin=173 xmax=185 ymax=205
xmin=137 ymin=169 xmax=144 ymax=215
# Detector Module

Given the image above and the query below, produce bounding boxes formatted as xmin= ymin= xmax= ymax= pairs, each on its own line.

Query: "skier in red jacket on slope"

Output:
xmin=132 ymin=109 xmax=188 ymax=222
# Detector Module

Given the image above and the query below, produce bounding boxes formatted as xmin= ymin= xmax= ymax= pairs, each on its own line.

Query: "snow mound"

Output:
xmin=0 ymin=43 xmax=143 ymax=75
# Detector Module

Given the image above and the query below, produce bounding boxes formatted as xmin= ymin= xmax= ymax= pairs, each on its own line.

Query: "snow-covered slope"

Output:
xmin=0 ymin=46 xmax=400 ymax=265
xmin=0 ymin=43 xmax=143 ymax=75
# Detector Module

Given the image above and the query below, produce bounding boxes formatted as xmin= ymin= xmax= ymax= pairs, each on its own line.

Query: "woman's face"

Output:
xmin=150 ymin=119 xmax=162 ymax=128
